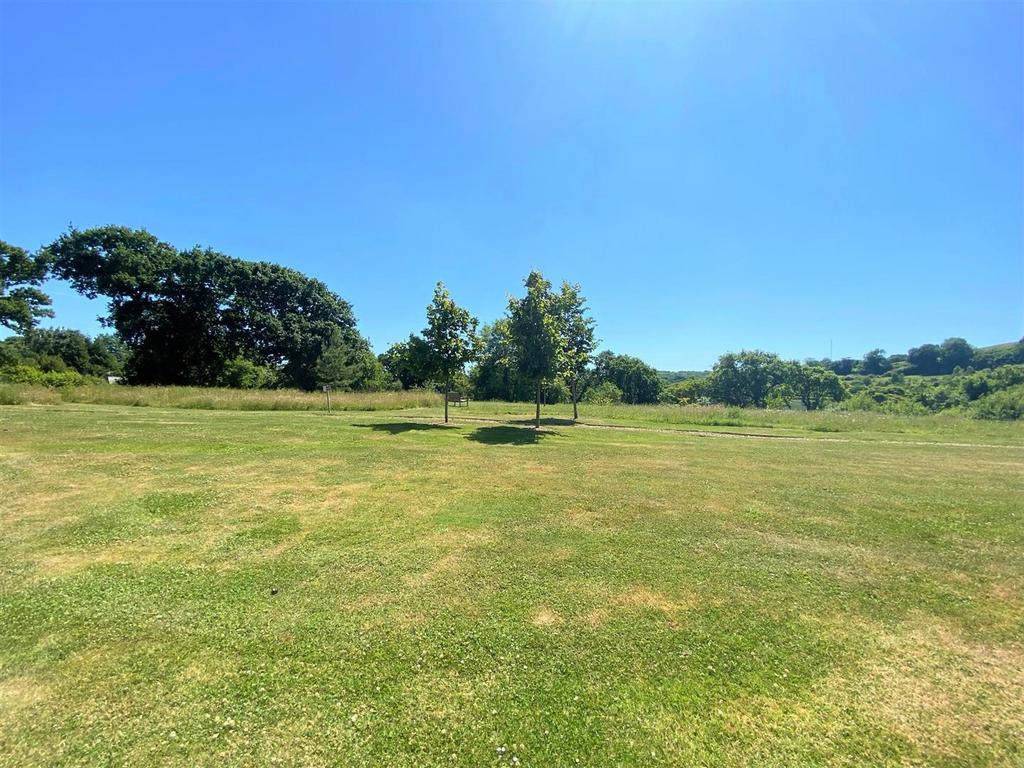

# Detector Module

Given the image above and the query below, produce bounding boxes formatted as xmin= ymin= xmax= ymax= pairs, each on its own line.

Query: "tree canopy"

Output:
xmin=0 ymin=240 xmax=53 ymax=334
xmin=557 ymin=282 xmax=597 ymax=420
xmin=422 ymin=282 xmax=478 ymax=422
xmin=592 ymin=352 xmax=661 ymax=405
xmin=45 ymin=226 xmax=368 ymax=389
xmin=507 ymin=271 xmax=563 ymax=427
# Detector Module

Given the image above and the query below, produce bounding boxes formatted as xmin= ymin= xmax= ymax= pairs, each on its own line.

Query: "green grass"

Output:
xmin=1 ymin=403 xmax=1022 ymax=766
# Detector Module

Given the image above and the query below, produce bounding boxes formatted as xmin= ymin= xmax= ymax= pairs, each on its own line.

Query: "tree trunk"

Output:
xmin=572 ymin=380 xmax=578 ymax=421
xmin=535 ymin=380 xmax=541 ymax=429
xmin=444 ymin=380 xmax=449 ymax=423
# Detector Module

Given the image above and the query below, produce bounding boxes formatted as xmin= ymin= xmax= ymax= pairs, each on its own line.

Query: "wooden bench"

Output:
xmin=446 ymin=393 xmax=470 ymax=408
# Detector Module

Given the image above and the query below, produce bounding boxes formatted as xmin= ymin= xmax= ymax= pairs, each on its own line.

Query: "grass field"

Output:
xmin=1 ymin=402 xmax=1022 ymax=766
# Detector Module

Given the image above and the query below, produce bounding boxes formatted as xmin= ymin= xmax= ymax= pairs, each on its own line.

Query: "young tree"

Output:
xmin=1 ymin=241 xmax=53 ymax=334
xmin=557 ymin=281 xmax=596 ymax=421
xmin=423 ymin=282 xmax=478 ymax=423
xmin=507 ymin=271 xmax=562 ymax=428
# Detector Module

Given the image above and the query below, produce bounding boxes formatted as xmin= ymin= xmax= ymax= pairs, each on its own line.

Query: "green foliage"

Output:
xmin=315 ymin=329 xmax=394 ymax=392
xmin=0 ymin=363 xmax=91 ymax=388
xmin=88 ymin=333 xmax=129 ymax=375
xmin=507 ymin=271 xmax=562 ymax=385
xmin=592 ymin=351 xmax=662 ymax=404
xmin=706 ymin=351 xmax=791 ymax=408
xmin=422 ymin=282 xmax=478 ymax=388
xmin=860 ymin=348 xmax=890 ymax=376
xmin=971 ymin=340 xmax=1024 ymax=369
xmin=0 ymin=240 xmax=53 ymax=333
xmin=907 ymin=341 xmax=952 ymax=375
xmin=939 ymin=337 xmax=974 ymax=371
xmin=46 ymin=226 xmax=367 ymax=389
xmin=836 ymin=365 xmax=1024 ymax=419
xmin=507 ymin=271 xmax=564 ymax=424
xmin=218 ymin=357 xmax=278 ymax=389
xmin=23 ymin=327 xmax=90 ymax=372
xmin=469 ymin=320 xmax=533 ymax=402
xmin=791 ymin=365 xmax=847 ymax=410
xmin=556 ymin=281 xmax=596 ymax=416
xmin=657 ymin=370 xmax=708 ymax=384
xmin=422 ymin=281 xmax=478 ymax=421
xmin=660 ymin=376 xmax=710 ymax=405
xmin=379 ymin=334 xmax=434 ymax=390
xmin=581 ymin=380 xmax=623 ymax=404
xmin=971 ymin=384 xmax=1024 ymax=420
xmin=0 ymin=328 xmax=129 ymax=376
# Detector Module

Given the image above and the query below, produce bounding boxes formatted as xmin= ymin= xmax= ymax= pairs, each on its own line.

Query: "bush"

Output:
xmin=971 ymin=385 xmax=1024 ymax=420
xmin=582 ymin=381 xmax=623 ymax=404
xmin=0 ymin=364 xmax=91 ymax=388
xmin=661 ymin=377 xmax=709 ymax=405
xmin=218 ymin=357 xmax=278 ymax=389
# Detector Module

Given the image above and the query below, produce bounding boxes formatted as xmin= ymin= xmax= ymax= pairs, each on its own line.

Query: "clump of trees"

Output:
xmin=0 ymin=327 xmax=126 ymax=377
xmin=809 ymin=337 xmax=1024 ymax=378
xmin=661 ymin=351 xmax=847 ymax=411
xmin=836 ymin=364 xmax=1024 ymax=418
xmin=383 ymin=272 xmax=598 ymax=426
xmin=42 ymin=226 xmax=387 ymax=390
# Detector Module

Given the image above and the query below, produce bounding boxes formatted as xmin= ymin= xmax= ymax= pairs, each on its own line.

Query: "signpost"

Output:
xmin=323 ymin=385 xmax=332 ymax=413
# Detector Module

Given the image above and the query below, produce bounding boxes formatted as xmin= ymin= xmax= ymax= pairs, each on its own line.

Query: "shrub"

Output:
xmin=218 ymin=356 xmax=278 ymax=389
xmin=0 ymin=364 xmax=91 ymax=388
xmin=971 ymin=385 xmax=1024 ymax=420
xmin=661 ymin=377 xmax=709 ymax=405
xmin=582 ymin=381 xmax=623 ymax=404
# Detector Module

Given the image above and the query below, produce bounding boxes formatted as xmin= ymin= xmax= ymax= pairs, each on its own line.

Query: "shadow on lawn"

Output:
xmin=510 ymin=417 xmax=576 ymax=428
xmin=354 ymin=422 xmax=449 ymax=434
xmin=465 ymin=425 xmax=559 ymax=445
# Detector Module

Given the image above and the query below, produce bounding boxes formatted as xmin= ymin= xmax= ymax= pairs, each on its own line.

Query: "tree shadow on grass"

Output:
xmin=353 ymin=422 xmax=449 ymax=434
xmin=465 ymin=425 xmax=559 ymax=445
xmin=510 ymin=417 xmax=576 ymax=428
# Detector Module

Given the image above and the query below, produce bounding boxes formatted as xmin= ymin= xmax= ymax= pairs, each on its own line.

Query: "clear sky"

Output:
xmin=1 ymin=1 xmax=1021 ymax=370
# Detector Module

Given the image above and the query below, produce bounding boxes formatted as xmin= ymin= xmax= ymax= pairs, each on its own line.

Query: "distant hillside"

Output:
xmin=977 ymin=340 xmax=1024 ymax=353
xmin=657 ymin=370 xmax=708 ymax=383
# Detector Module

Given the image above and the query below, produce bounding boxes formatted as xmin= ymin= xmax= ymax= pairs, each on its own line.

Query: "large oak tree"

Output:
xmin=46 ymin=226 xmax=367 ymax=388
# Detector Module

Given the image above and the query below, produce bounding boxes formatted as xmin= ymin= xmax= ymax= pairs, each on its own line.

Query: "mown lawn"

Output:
xmin=1 ymin=404 xmax=1022 ymax=767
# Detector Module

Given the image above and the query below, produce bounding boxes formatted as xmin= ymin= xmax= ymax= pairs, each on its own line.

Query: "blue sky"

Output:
xmin=1 ymin=1 xmax=1021 ymax=370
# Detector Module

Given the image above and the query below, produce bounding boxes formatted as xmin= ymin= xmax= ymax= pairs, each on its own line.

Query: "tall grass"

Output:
xmin=463 ymin=400 xmax=1024 ymax=441
xmin=0 ymin=383 xmax=440 ymax=411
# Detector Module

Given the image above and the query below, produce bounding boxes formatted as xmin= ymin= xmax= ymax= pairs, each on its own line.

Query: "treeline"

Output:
xmin=808 ymin=337 xmax=1024 ymax=377
xmin=0 ymin=327 xmax=126 ymax=376
xmin=2 ymin=227 xmax=1022 ymax=420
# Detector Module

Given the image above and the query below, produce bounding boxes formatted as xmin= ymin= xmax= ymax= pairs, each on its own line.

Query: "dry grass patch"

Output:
xmin=0 ymin=675 xmax=50 ymax=713
xmin=854 ymin=619 xmax=1024 ymax=759
xmin=531 ymin=606 xmax=562 ymax=627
